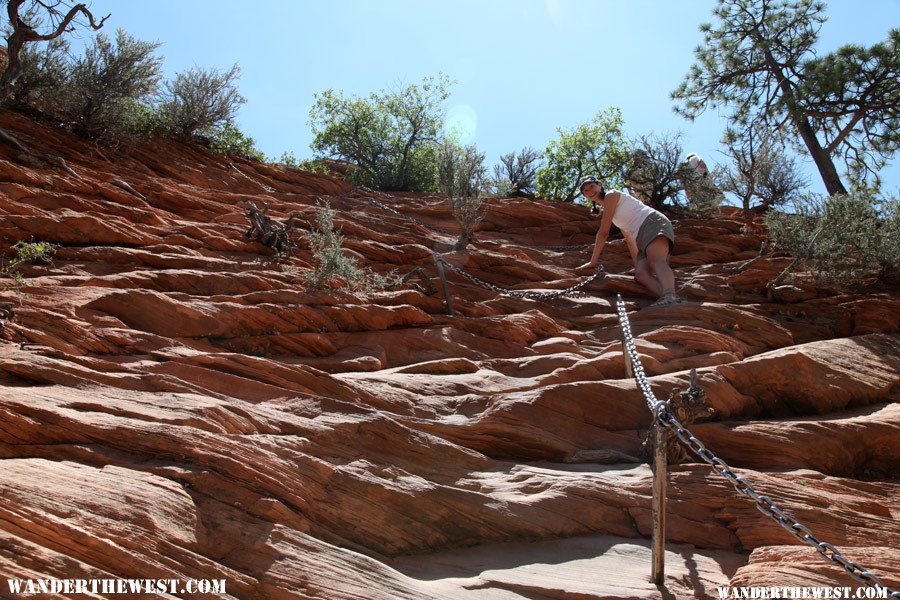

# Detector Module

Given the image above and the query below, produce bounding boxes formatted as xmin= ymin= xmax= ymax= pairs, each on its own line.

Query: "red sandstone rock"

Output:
xmin=0 ymin=109 xmax=898 ymax=599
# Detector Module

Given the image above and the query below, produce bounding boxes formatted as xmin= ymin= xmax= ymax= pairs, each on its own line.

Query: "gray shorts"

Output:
xmin=636 ymin=212 xmax=675 ymax=261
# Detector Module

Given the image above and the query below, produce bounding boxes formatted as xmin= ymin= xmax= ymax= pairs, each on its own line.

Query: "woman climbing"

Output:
xmin=576 ymin=175 xmax=684 ymax=306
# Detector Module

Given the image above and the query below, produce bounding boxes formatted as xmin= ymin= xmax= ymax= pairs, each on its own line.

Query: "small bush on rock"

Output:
xmin=206 ymin=122 xmax=265 ymax=162
xmin=766 ymin=191 xmax=899 ymax=285
xmin=304 ymin=201 xmax=393 ymax=292
xmin=437 ymin=140 xmax=487 ymax=251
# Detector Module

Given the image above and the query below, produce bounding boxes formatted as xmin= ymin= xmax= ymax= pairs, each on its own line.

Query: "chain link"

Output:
xmin=435 ymin=255 xmax=606 ymax=301
xmin=339 ymin=187 xmax=457 ymax=235
xmin=526 ymin=243 xmax=594 ymax=251
xmin=343 ymin=187 xmax=595 ymax=250
xmin=614 ymin=294 xmax=899 ymax=598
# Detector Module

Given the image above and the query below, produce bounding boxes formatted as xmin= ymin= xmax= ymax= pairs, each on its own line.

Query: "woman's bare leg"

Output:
xmin=634 ymin=259 xmax=664 ymax=296
xmin=645 ymin=236 xmax=676 ymax=296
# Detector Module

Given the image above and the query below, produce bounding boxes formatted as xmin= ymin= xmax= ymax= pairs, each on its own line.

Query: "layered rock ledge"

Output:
xmin=0 ymin=110 xmax=897 ymax=599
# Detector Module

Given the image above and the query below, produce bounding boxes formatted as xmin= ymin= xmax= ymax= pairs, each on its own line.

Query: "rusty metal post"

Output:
xmin=651 ymin=416 xmax=667 ymax=585
xmin=434 ymin=255 xmax=454 ymax=316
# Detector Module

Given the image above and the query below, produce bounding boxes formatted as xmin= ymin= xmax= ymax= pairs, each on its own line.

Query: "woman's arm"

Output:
xmin=579 ymin=191 xmax=619 ymax=269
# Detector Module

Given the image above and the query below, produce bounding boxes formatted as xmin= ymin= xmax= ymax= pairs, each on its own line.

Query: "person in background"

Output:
xmin=576 ymin=175 xmax=684 ymax=306
xmin=681 ymin=152 xmax=709 ymax=202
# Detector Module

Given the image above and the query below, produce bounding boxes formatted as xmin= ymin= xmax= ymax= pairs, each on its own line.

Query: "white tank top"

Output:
xmin=610 ymin=190 xmax=658 ymax=237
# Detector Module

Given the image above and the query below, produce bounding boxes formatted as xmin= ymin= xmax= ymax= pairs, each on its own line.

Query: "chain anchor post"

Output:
xmin=651 ymin=405 xmax=668 ymax=586
xmin=433 ymin=254 xmax=454 ymax=316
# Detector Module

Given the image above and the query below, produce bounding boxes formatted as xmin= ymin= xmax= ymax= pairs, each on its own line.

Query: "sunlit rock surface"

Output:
xmin=1 ymin=110 xmax=897 ymax=599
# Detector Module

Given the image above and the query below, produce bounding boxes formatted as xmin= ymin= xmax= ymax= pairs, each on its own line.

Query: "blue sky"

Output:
xmin=83 ymin=0 xmax=899 ymax=197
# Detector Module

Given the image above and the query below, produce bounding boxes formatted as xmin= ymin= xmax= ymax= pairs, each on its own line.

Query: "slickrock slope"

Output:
xmin=0 ymin=109 xmax=898 ymax=599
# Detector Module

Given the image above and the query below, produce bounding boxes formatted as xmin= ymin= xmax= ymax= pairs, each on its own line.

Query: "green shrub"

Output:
xmin=3 ymin=240 xmax=58 ymax=298
xmin=304 ymin=201 xmax=393 ymax=292
xmin=437 ymin=139 xmax=487 ymax=250
xmin=7 ymin=36 xmax=70 ymax=112
xmin=274 ymin=152 xmax=331 ymax=175
xmin=766 ymin=192 xmax=899 ymax=284
xmin=11 ymin=240 xmax=57 ymax=266
xmin=683 ymin=172 xmax=725 ymax=214
xmin=56 ymin=29 xmax=163 ymax=141
xmin=275 ymin=151 xmax=301 ymax=168
xmin=297 ymin=159 xmax=332 ymax=175
xmin=207 ymin=122 xmax=265 ymax=162
xmin=158 ymin=64 xmax=245 ymax=139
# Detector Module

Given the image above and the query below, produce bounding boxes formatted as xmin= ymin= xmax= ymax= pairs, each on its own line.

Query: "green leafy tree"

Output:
xmin=535 ymin=107 xmax=631 ymax=202
xmin=309 ymin=74 xmax=453 ymax=192
xmin=672 ymin=0 xmax=899 ymax=196
xmin=795 ymin=30 xmax=900 ymax=189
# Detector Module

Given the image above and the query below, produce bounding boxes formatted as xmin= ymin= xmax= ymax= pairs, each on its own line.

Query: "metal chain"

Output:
xmin=525 ymin=243 xmax=594 ymax=251
xmin=367 ymin=197 xmax=457 ymax=235
xmin=435 ymin=255 xmax=606 ymax=301
xmin=344 ymin=187 xmax=594 ymax=249
xmin=339 ymin=186 xmax=457 ymax=235
xmin=614 ymin=294 xmax=899 ymax=598
xmin=229 ymin=162 xmax=277 ymax=193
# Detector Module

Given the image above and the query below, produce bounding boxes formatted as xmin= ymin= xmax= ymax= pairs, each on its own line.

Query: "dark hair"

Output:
xmin=586 ymin=180 xmax=606 ymax=214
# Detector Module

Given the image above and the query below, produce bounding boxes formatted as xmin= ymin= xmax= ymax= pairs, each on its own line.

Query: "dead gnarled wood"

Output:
xmin=244 ymin=201 xmax=301 ymax=257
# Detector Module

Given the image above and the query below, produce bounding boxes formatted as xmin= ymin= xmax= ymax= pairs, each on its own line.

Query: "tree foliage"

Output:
xmin=672 ymin=0 xmax=899 ymax=196
xmin=309 ymin=74 xmax=453 ymax=192
xmin=492 ymin=146 xmax=542 ymax=198
xmin=206 ymin=122 xmax=265 ymax=162
xmin=535 ymin=107 xmax=630 ymax=202
xmin=158 ymin=64 xmax=245 ymax=139
xmin=437 ymin=139 xmax=487 ymax=250
xmin=766 ymin=192 xmax=899 ymax=284
xmin=56 ymin=29 xmax=162 ymax=140
xmin=625 ymin=133 xmax=689 ymax=210
xmin=0 ymin=0 xmax=109 ymax=104
xmin=718 ymin=125 xmax=808 ymax=212
xmin=5 ymin=36 xmax=69 ymax=110
xmin=795 ymin=29 xmax=900 ymax=189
